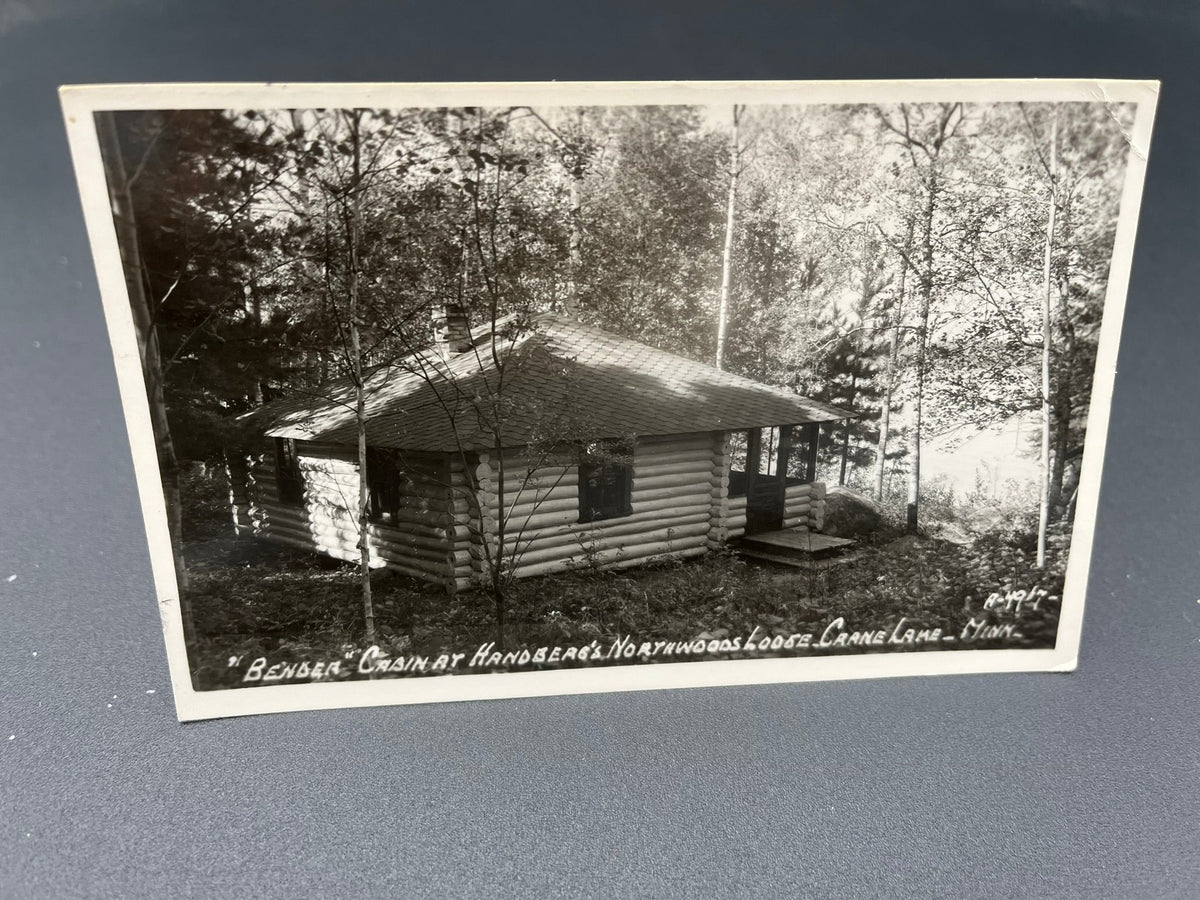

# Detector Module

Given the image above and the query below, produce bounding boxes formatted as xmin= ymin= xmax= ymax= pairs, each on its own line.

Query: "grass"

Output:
xmin=184 ymin=519 xmax=1067 ymax=691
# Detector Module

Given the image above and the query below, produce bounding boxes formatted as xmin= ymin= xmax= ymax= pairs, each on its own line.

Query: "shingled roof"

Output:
xmin=241 ymin=313 xmax=854 ymax=452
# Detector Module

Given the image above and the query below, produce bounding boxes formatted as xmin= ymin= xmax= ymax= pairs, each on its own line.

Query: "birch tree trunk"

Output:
xmin=347 ymin=111 xmax=376 ymax=641
xmin=1037 ymin=111 xmax=1058 ymax=568
xmin=714 ymin=105 xmax=741 ymax=371
xmin=1047 ymin=358 xmax=1072 ymax=518
xmin=839 ymin=369 xmax=858 ymax=486
xmin=491 ymin=435 xmax=508 ymax=651
xmin=522 ymin=106 xmax=588 ymax=318
xmin=874 ymin=218 xmax=913 ymax=501
xmin=565 ymin=155 xmax=583 ymax=317
xmin=907 ymin=168 xmax=938 ymax=533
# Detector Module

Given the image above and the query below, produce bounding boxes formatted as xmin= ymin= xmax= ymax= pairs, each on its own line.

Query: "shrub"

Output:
xmin=180 ymin=461 xmax=232 ymax=541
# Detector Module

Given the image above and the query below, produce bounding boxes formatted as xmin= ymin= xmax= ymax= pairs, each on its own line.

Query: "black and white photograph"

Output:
xmin=62 ymin=81 xmax=1156 ymax=719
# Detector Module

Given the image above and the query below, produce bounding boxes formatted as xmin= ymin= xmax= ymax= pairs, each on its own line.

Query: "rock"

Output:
xmin=965 ymin=506 xmax=1008 ymax=535
xmin=884 ymin=533 xmax=931 ymax=554
xmin=929 ymin=521 xmax=972 ymax=546
xmin=822 ymin=486 xmax=884 ymax=538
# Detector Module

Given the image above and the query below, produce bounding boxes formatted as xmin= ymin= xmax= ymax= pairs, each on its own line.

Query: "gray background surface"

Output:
xmin=2 ymin=2 xmax=1198 ymax=897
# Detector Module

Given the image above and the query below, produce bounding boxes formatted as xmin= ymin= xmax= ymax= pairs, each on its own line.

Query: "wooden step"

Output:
xmin=734 ymin=528 xmax=859 ymax=570
xmin=738 ymin=545 xmax=863 ymax=570
xmin=740 ymin=530 xmax=856 ymax=555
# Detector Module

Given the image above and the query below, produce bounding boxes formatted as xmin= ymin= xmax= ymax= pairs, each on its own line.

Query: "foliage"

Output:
xmin=114 ymin=101 xmax=1133 ymax=510
xmin=577 ymin=106 xmax=727 ymax=359
xmin=105 ymin=99 xmax=1133 ymax=652
xmin=178 ymin=462 xmax=232 ymax=543
xmin=112 ymin=110 xmax=291 ymax=460
xmin=186 ymin=529 xmax=1064 ymax=690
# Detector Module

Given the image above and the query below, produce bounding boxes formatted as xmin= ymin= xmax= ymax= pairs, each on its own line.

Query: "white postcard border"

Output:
xmin=60 ymin=79 xmax=1158 ymax=721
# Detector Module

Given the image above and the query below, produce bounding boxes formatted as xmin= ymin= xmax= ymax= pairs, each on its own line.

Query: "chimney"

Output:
xmin=432 ymin=302 xmax=471 ymax=360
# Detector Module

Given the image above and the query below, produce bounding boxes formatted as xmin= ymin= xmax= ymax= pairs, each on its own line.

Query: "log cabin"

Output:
xmin=230 ymin=307 xmax=854 ymax=592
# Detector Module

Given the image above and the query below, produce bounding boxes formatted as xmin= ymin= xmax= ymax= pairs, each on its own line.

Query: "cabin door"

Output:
xmin=744 ymin=426 xmax=791 ymax=534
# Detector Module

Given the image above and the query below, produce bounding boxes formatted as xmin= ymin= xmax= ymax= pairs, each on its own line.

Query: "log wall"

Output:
xmin=706 ymin=431 xmax=731 ymax=549
xmin=725 ymin=494 xmax=749 ymax=539
xmin=237 ymin=430 xmax=829 ymax=592
xmin=782 ymin=480 xmax=826 ymax=531
xmin=246 ymin=441 xmax=468 ymax=592
xmin=471 ymin=432 xmax=722 ymax=582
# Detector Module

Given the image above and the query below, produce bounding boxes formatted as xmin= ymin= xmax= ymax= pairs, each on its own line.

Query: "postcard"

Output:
xmin=60 ymin=80 xmax=1157 ymax=720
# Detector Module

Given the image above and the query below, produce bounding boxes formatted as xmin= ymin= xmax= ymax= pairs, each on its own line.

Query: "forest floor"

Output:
xmin=182 ymin=518 xmax=1068 ymax=691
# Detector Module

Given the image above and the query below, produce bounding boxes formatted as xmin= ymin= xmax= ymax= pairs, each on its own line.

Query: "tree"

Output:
xmin=97 ymin=111 xmax=192 ymax=643
xmin=823 ymin=235 xmax=891 ymax=485
xmin=1035 ymin=103 xmax=1131 ymax=522
xmin=733 ymin=104 xmax=906 ymax=494
xmin=103 ymin=97 xmax=1140 ymax=655
xmin=578 ymin=106 xmax=726 ymax=360
xmin=263 ymin=107 xmax=442 ymax=642
xmin=107 ymin=111 xmax=291 ymax=459
xmin=517 ymin=106 xmax=599 ymax=315
xmin=874 ymin=216 xmax=913 ymax=500
xmin=715 ymin=104 xmax=745 ymax=370
xmin=344 ymin=110 xmax=376 ymax=640
xmin=1036 ymin=109 xmax=1058 ymax=567
xmin=99 ymin=109 xmax=288 ymax=651
xmin=330 ymin=106 xmax=577 ymax=648
xmin=876 ymin=102 xmax=965 ymax=530
xmin=921 ymin=101 xmax=1132 ymax=536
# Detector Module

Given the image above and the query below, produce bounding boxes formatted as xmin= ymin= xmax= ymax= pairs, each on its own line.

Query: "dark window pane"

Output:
xmin=578 ymin=440 xmax=633 ymax=522
xmin=275 ymin=438 xmax=304 ymax=504
xmin=366 ymin=447 xmax=406 ymax=525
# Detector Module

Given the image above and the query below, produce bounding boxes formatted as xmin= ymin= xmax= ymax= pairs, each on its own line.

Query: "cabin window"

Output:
xmin=578 ymin=440 xmax=633 ymax=523
xmin=275 ymin=438 xmax=304 ymax=504
xmin=729 ymin=426 xmax=813 ymax=493
xmin=728 ymin=428 xmax=782 ymax=495
xmin=728 ymin=431 xmax=751 ymax=497
xmin=366 ymin=447 xmax=408 ymax=525
xmin=792 ymin=424 xmax=820 ymax=483
xmin=757 ymin=426 xmax=784 ymax=476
